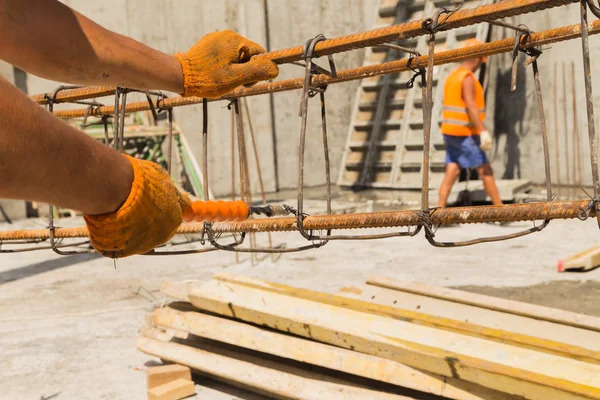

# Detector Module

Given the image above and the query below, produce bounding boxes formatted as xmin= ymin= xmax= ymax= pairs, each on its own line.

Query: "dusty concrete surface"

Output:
xmin=1 ymin=207 xmax=599 ymax=399
xmin=459 ymin=280 xmax=600 ymax=317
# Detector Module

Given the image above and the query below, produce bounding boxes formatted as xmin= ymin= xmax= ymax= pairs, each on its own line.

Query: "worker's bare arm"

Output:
xmin=0 ymin=76 xmax=133 ymax=215
xmin=462 ymin=75 xmax=486 ymax=132
xmin=0 ymin=0 xmax=183 ymax=93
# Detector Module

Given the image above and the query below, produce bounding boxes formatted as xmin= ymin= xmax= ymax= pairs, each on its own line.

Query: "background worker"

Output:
xmin=0 ymin=0 xmax=278 ymax=258
xmin=437 ymin=38 xmax=502 ymax=208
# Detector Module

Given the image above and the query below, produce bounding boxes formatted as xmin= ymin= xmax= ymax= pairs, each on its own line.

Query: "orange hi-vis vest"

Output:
xmin=441 ymin=67 xmax=486 ymax=136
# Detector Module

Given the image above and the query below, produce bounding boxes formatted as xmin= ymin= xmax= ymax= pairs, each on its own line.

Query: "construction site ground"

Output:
xmin=1 ymin=189 xmax=600 ymax=400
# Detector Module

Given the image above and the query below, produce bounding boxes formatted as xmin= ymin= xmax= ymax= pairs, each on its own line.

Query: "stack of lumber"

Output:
xmin=138 ymin=273 xmax=600 ymax=400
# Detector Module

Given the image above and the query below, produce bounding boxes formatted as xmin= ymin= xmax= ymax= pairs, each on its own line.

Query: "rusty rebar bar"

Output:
xmin=31 ymin=86 xmax=114 ymax=105
xmin=30 ymin=0 xmax=577 ymax=107
xmin=488 ymin=20 xmax=534 ymax=34
xmin=202 ymin=98 xmax=209 ymax=201
xmin=0 ymin=200 xmax=593 ymax=241
xmin=242 ymin=98 xmax=276 ymax=261
xmin=259 ymin=0 xmax=576 ymax=63
xmin=532 ymin=59 xmax=553 ymax=201
xmin=50 ymin=20 xmax=600 ymax=120
xmin=553 ymin=63 xmax=562 ymax=197
xmin=421 ymin=33 xmax=436 ymax=212
xmin=579 ymin=0 xmax=600 ymax=227
xmin=563 ymin=62 xmax=570 ymax=185
xmin=572 ymin=61 xmax=583 ymax=185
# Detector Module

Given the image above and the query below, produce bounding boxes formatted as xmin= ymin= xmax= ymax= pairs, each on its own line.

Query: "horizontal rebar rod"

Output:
xmin=31 ymin=0 xmax=577 ymax=107
xmin=488 ymin=20 xmax=534 ymax=34
xmin=255 ymin=0 xmax=576 ymax=63
xmin=0 ymin=201 xmax=592 ymax=241
xmin=49 ymin=19 xmax=600 ymax=120
xmin=30 ymin=86 xmax=115 ymax=105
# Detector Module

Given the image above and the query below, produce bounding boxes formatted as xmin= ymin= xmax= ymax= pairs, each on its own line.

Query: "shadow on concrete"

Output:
xmin=0 ymin=253 xmax=101 ymax=285
xmin=493 ymin=54 xmax=528 ymax=179
xmin=40 ymin=393 xmax=61 ymax=400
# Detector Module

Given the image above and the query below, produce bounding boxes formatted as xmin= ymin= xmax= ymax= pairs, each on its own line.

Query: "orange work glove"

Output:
xmin=83 ymin=155 xmax=190 ymax=258
xmin=174 ymin=30 xmax=279 ymax=98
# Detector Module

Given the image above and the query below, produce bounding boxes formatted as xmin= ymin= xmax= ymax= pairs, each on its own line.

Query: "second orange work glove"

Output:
xmin=83 ymin=155 xmax=190 ymax=258
xmin=174 ymin=30 xmax=279 ymax=98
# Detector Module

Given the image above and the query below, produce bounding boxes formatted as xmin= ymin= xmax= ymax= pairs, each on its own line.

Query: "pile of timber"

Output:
xmin=137 ymin=273 xmax=600 ymax=400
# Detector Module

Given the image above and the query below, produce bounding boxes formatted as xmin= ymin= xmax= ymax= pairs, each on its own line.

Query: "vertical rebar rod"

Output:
xmin=297 ymin=61 xmax=313 ymax=219
xmin=234 ymin=100 xmax=246 ymax=202
xmin=242 ymin=98 xmax=275 ymax=261
xmin=239 ymin=104 xmax=258 ymax=263
xmin=231 ymin=110 xmax=237 ymax=201
xmin=562 ymin=62 xmax=570 ymax=186
xmin=572 ymin=61 xmax=583 ymax=185
xmin=579 ymin=0 xmax=600 ymax=226
xmin=421 ymin=36 xmax=436 ymax=211
xmin=202 ymin=99 xmax=209 ymax=201
xmin=234 ymin=99 xmax=257 ymax=262
xmin=242 ymin=99 xmax=268 ymax=203
xmin=320 ymin=91 xmax=332 ymax=216
xmin=553 ymin=64 xmax=561 ymax=196
xmin=103 ymin=117 xmax=110 ymax=147
xmin=532 ymin=60 xmax=553 ymax=201
xmin=231 ymin=109 xmax=240 ymax=264
xmin=167 ymin=108 xmax=173 ymax=176
xmin=113 ymin=88 xmax=120 ymax=151
xmin=118 ymin=91 xmax=127 ymax=152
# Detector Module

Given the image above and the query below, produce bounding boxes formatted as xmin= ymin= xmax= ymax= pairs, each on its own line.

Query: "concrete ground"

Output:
xmin=1 ymin=204 xmax=600 ymax=400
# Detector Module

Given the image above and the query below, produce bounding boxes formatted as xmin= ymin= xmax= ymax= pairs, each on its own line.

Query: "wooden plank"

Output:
xmin=188 ymin=279 xmax=600 ymax=400
xmin=160 ymin=281 xmax=200 ymax=302
xmin=558 ymin=244 xmax=600 ymax=272
xmin=153 ymin=306 xmax=519 ymax=400
xmin=141 ymin=313 xmax=189 ymax=342
xmin=147 ymin=378 xmax=195 ymax=400
xmin=147 ymin=364 xmax=192 ymax=389
xmin=210 ymin=273 xmax=600 ymax=364
xmin=137 ymin=337 xmax=415 ymax=400
xmin=367 ymin=277 xmax=600 ymax=332
xmin=338 ymin=284 xmax=600 ymax=351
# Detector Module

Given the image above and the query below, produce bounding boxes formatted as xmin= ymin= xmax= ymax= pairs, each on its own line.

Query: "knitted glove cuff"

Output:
xmin=84 ymin=155 xmax=189 ymax=258
xmin=175 ymin=51 xmax=201 ymax=98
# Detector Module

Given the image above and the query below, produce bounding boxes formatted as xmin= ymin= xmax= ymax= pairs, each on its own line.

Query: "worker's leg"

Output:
xmin=438 ymin=162 xmax=461 ymax=208
xmin=478 ymin=163 xmax=503 ymax=205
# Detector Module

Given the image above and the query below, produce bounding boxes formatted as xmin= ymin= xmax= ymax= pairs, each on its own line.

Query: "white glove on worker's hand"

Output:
xmin=479 ymin=130 xmax=493 ymax=152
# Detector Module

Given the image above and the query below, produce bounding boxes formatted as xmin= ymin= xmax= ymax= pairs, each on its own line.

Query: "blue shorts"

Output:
xmin=443 ymin=134 xmax=488 ymax=168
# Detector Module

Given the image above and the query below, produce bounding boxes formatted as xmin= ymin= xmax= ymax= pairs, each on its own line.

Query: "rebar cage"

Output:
xmin=1 ymin=0 xmax=600 ymax=256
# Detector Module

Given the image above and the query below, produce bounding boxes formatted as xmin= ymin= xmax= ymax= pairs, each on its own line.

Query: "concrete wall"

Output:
xmin=22 ymin=0 xmax=378 ymax=198
xmin=265 ymin=0 xmax=379 ymax=189
xmin=486 ymin=3 xmax=600 ymax=187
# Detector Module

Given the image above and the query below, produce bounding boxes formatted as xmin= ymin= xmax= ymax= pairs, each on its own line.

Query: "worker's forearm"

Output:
xmin=0 ymin=0 xmax=183 ymax=93
xmin=0 ymin=76 xmax=133 ymax=215
xmin=466 ymin=105 xmax=486 ymax=132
